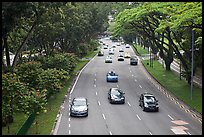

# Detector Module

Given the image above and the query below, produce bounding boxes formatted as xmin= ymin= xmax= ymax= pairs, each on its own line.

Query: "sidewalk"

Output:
xmin=141 ymin=54 xmax=202 ymax=88
xmin=158 ymin=57 xmax=202 ymax=88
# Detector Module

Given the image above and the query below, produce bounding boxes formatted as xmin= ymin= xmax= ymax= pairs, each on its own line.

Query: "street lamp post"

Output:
xmin=190 ymin=29 xmax=194 ymax=100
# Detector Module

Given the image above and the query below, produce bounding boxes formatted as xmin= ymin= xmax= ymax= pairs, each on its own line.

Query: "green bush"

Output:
xmin=15 ymin=61 xmax=43 ymax=88
xmin=41 ymin=54 xmax=76 ymax=74
xmin=2 ymin=73 xmax=47 ymax=127
xmin=36 ymin=68 xmax=69 ymax=98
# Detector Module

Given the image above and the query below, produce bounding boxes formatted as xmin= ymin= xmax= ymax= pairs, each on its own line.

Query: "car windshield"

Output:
xmin=144 ymin=96 xmax=156 ymax=102
xmin=112 ymin=89 xmax=122 ymax=96
xmin=109 ymin=72 xmax=116 ymax=76
xmin=73 ymin=100 xmax=86 ymax=106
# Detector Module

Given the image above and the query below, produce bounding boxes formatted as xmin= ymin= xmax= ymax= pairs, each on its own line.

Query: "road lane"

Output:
xmin=55 ymin=36 xmax=202 ymax=135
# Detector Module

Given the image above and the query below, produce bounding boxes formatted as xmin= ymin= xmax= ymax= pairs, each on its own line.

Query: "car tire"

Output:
xmin=143 ymin=106 xmax=146 ymax=111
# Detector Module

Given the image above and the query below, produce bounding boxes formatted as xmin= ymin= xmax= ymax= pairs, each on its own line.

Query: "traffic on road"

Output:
xmin=55 ymin=36 xmax=202 ymax=135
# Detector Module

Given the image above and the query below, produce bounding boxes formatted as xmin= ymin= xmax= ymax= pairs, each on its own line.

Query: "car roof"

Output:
xmin=110 ymin=87 xmax=120 ymax=91
xmin=74 ymin=97 xmax=87 ymax=101
xmin=142 ymin=92 xmax=154 ymax=97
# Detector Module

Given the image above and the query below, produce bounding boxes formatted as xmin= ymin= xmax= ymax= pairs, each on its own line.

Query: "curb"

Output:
xmin=140 ymin=60 xmax=202 ymax=123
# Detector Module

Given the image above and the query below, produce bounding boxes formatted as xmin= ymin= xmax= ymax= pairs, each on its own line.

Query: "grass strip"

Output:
xmin=142 ymin=60 xmax=202 ymax=113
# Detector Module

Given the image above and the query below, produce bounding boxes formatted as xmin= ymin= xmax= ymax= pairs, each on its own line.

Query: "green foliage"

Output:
xmin=40 ymin=53 xmax=77 ymax=74
xmin=15 ymin=61 xmax=43 ymax=88
xmin=2 ymin=72 xmax=47 ymax=127
xmin=36 ymin=68 xmax=69 ymax=97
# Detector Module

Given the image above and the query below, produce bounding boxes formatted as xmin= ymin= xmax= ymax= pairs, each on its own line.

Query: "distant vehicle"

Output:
xmin=108 ymin=88 xmax=125 ymax=104
xmin=139 ymin=93 xmax=159 ymax=112
xmin=119 ymin=48 xmax=124 ymax=52
xmin=125 ymin=44 xmax=130 ymax=48
xmin=70 ymin=97 xmax=89 ymax=117
xmin=130 ymin=56 xmax=138 ymax=65
xmin=98 ymin=51 xmax=104 ymax=56
xmin=118 ymin=54 xmax=124 ymax=61
xmin=112 ymin=45 xmax=116 ymax=48
xmin=105 ymin=56 xmax=113 ymax=63
xmin=109 ymin=49 xmax=114 ymax=55
xmin=106 ymin=71 xmax=118 ymax=82
xmin=104 ymin=45 xmax=108 ymax=49
xmin=124 ymin=52 xmax=131 ymax=58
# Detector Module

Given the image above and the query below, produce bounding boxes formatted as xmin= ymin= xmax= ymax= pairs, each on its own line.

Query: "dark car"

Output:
xmin=98 ymin=51 xmax=104 ymax=56
xmin=130 ymin=56 xmax=138 ymax=65
xmin=70 ymin=97 xmax=89 ymax=117
xmin=106 ymin=71 xmax=118 ymax=82
xmin=108 ymin=88 xmax=125 ymax=104
xmin=139 ymin=93 xmax=159 ymax=112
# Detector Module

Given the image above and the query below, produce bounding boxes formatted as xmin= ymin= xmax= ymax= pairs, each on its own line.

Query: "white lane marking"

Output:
xmin=98 ymin=101 xmax=101 ymax=106
xmin=70 ymin=54 xmax=96 ymax=94
xmin=109 ymin=131 xmax=112 ymax=135
xmin=136 ymin=114 xmax=141 ymax=120
xmin=168 ymin=115 xmax=174 ymax=120
xmin=139 ymin=85 xmax=142 ymax=88
xmin=149 ymin=131 xmax=152 ymax=135
xmin=69 ymin=130 xmax=71 ymax=134
xmin=94 ymin=84 xmax=96 ymax=87
xmin=130 ymin=70 xmax=132 ymax=73
xmin=69 ymin=118 xmax=71 ymax=121
xmin=94 ymin=78 xmax=96 ymax=81
xmin=53 ymin=114 xmax=62 ymax=135
xmin=102 ymin=114 xmax=106 ymax=120
xmin=135 ymin=79 xmax=137 ymax=82
xmin=132 ymin=74 xmax=134 ymax=77
xmin=69 ymin=124 xmax=70 ymax=128
xmin=127 ymin=102 xmax=131 ymax=106
xmin=96 ymin=92 xmax=98 ymax=96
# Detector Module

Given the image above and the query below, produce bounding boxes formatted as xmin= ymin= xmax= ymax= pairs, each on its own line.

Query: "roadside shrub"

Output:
xmin=15 ymin=61 xmax=43 ymax=88
xmin=2 ymin=73 xmax=47 ymax=127
xmin=63 ymin=53 xmax=79 ymax=72
xmin=36 ymin=68 xmax=69 ymax=98
xmin=41 ymin=54 xmax=73 ymax=73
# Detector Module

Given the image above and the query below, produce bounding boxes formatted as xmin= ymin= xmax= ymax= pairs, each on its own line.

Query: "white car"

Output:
xmin=104 ymin=45 xmax=108 ymax=49
xmin=125 ymin=44 xmax=130 ymax=48
xmin=118 ymin=54 xmax=124 ymax=61
xmin=105 ymin=56 xmax=113 ymax=63
xmin=109 ymin=49 xmax=114 ymax=55
xmin=119 ymin=48 xmax=124 ymax=52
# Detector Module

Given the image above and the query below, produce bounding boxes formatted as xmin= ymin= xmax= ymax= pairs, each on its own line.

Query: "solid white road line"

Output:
xmin=139 ymin=85 xmax=142 ymax=88
xmin=53 ymin=114 xmax=62 ymax=135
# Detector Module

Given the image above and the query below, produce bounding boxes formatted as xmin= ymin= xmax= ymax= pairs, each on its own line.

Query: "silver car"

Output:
xmin=70 ymin=97 xmax=89 ymax=117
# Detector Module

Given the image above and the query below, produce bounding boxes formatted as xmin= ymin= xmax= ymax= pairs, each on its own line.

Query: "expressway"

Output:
xmin=55 ymin=36 xmax=202 ymax=135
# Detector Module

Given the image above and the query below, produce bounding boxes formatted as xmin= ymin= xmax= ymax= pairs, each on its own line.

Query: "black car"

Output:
xmin=108 ymin=88 xmax=125 ymax=104
xmin=130 ymin=56 xmax=138 ymax=65
xmin=139 ymin=93 xmax=159 ymax=112
xmin=70 ymin=97 xmax=89 ymax=117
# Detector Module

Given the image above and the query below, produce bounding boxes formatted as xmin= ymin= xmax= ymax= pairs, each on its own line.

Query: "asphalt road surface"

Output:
xmin=55 ymin=36 xmax=202 ymax=135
